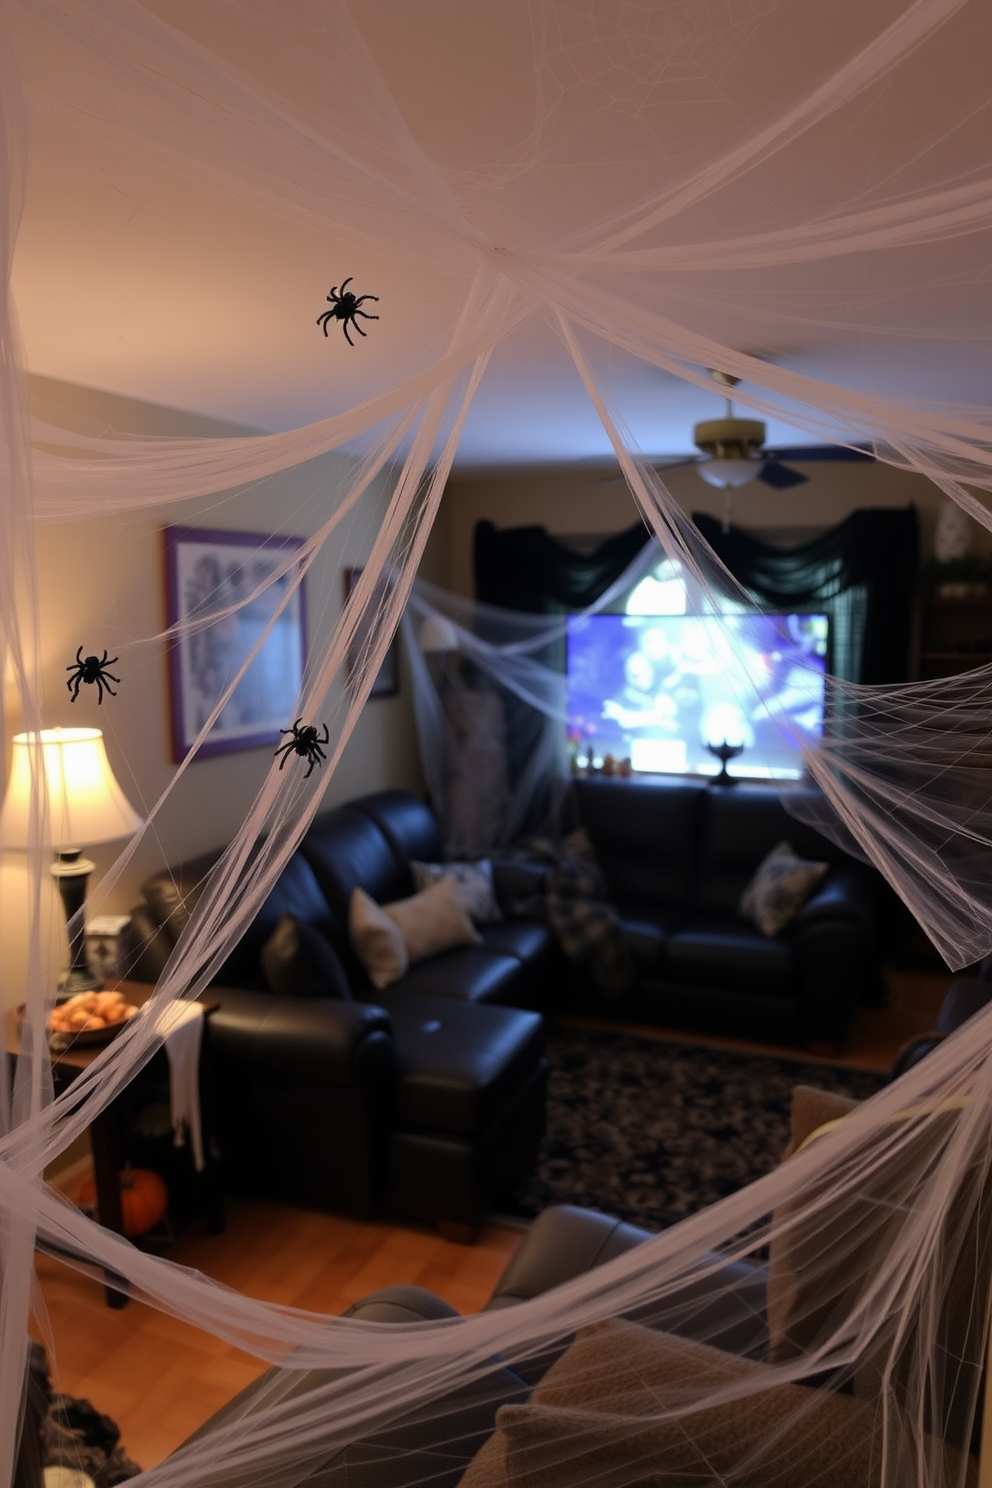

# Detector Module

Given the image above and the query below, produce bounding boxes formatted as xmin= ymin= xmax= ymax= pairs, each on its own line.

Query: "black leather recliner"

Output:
xmin=123 ymin=790 xmax=555 ymax=1231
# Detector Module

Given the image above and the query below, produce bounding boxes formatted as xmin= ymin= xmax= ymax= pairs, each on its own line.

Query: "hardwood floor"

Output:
xmin=32 ymin=1200 xmax=523 ymax=1469
xmin=31 ymin=964 xmax=954 ymax=1472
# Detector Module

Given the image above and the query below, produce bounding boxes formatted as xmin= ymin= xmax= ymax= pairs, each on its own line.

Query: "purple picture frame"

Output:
xmin=164 ymin=525 xmax=307 ymax=762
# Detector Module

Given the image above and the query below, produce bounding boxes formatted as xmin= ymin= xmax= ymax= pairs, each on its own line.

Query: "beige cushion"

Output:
xmin=348 ymin=887 xmax=408 ymax=989
xmin=782 ymin=1082 xmax=861 ymax=1160
xmin=459 ymin=1317 xmax=976 ymax=1487
xmin=768 ymin=1084 xmax=984 ymax=1445
xmin=767 ymin=1085 xmax=863 ymax=1368
xmin=383 ymin=874 xmax=481 ymax=962
xmin=348 ymin=877 xmax=480 ymax=989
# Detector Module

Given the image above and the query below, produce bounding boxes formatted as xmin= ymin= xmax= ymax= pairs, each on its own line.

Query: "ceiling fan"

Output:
xmin=689 ymin=371 xmax=874 ymax=490
xmin=605 ymin=371 xmax=874 ymax=488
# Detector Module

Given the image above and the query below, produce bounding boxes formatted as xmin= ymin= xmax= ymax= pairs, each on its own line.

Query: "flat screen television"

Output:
xmin=566 ymin=612 xmax=829 ymax=780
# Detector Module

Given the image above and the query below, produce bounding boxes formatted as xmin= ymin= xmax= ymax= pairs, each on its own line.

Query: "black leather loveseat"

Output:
xmin=561 ymin=775 xmax=882 ymax=1052
xmin=162 ymin=1193 xmax=979 ymax=1487
xmin=124 ymin=790 xmax=557 ymax=1236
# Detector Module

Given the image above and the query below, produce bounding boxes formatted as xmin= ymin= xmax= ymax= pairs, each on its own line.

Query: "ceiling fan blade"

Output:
xmin=765 ymin=444 xmax=874 ymax=463
xmin=757 ymin=459 xmax=808 ymax=489
xmin=599 ymin=456 xmax=698 ymax=485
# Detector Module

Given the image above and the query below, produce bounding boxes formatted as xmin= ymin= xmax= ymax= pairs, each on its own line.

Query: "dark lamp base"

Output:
xmin=58 ymin=965 xmax=105 ymax=995
xmin=51 ymin=850 xmax=102 ymax=994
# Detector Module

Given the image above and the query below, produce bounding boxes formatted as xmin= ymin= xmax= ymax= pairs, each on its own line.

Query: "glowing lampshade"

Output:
xmin=1 ymin=728 xmax=143 ymax=849
xmin=1 ymin=728 xmax=144 ymax=993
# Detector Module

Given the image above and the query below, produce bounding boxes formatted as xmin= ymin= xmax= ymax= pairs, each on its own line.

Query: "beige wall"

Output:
xmin=3 ymin=379 xmax=448 ymax=949
xmin=442 ymin=457 xmax=968 ymax=597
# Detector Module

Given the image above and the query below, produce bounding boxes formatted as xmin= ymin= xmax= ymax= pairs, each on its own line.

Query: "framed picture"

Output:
xmin=164 ymin=526 xmax=307 ymax=762
xmin=344 ymin=566 xmax=399 ymax=699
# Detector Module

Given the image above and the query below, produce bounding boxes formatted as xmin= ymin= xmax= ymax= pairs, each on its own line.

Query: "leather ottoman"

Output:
xmin=378 ymin=991 xmax=548 ymax=1241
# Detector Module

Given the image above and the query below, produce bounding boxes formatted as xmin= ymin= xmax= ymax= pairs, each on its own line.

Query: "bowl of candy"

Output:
xmin=18 ymin=989 xmax=140 ymax=1047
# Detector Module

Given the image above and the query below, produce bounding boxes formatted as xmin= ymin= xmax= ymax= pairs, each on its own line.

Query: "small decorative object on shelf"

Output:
xmin=85 ymin=914 xmax=132 ymax=983
xmin=706 ymin=739 xmax=744 ymax=784
xmin=920 ymin=553 xmax=992 ymax=601
xmin=933 ymin=499 xmax=976 ymax=566
xmin=317 ymin=276 xmax=379 ymax=345
xmin=914 ymin=586 xmax=992 ymax=680
xmin=66 ymin=647 xmax=120 ymax=704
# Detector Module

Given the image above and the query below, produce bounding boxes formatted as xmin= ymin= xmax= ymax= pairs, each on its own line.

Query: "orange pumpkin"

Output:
xmin=74 ymin=1164 xmax=169 ymax=1237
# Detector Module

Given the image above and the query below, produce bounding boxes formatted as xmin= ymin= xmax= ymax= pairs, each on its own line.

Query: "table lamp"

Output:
xmin=1 ymin=727 xmax=144 ymax=994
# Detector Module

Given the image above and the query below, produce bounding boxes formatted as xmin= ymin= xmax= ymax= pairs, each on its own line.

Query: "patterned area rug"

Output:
xmin=510 ymin=1023 xmax=888 ymax=1232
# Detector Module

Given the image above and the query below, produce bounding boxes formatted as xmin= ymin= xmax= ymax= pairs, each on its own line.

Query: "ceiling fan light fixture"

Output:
xmin=697 ymin=456 xmax=762 ymax=489
xmin=693 ymin=413 xmax=766 ymax=488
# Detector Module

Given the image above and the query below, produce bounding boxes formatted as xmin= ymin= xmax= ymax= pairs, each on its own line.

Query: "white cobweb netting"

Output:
xmin=2 ymin=0 xmax=992 ymax=1483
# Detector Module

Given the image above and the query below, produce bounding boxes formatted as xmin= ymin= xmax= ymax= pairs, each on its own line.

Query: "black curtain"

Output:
xmin=474 ymin=519 xmax=650 ymax=614
xmin=472 ymin=520 xmax=650 ymax=837
xmin=693 ymin=507 xmax=919 ymax=684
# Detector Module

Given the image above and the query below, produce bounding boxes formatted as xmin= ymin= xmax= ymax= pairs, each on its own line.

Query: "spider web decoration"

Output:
xmin=3 ymin=2 xmax=992 ymax=1486
xmin=538 ymin=0 xmax=779 ymax=117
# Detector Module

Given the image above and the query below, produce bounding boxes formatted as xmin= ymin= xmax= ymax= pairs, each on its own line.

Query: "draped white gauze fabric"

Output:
xmin=3 ymin=3 xmax=992 ymax=1486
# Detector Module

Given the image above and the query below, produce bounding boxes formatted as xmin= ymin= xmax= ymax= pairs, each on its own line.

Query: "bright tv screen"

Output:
xmin=566 ymin=612 xmax=829 ymax=780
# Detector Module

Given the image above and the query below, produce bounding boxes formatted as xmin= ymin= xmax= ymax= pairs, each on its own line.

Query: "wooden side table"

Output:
xmin=5 ymin=982 xmax=224 ymax=1307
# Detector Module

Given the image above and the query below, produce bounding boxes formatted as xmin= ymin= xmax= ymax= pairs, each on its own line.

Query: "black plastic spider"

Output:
xmin=274 ymin=718 xmax=330 ymax=778
xmin=66 ymin=647 xmax=120 ymax=704
xmin=317 ymin=277 xmax=379 ymax=346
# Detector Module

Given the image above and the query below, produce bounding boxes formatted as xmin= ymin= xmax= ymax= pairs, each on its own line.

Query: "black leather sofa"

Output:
xmin=563 ymin=775 xmax=882 ymax=1051
xmin=123 ymin=790 xmax=556 ymax=1235
xmin=122 ymin=777 xmax=879 ymax=1225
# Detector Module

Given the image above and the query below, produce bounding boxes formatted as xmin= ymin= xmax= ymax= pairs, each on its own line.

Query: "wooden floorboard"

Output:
xmin=32 ymin=963 xmax=956 ymax=1471
xmin=33 ymin=1200 xmax=523 ymax=1469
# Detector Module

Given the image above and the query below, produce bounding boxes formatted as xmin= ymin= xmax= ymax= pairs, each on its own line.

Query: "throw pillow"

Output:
xmin=348 ymin=888 xmax=409 ymax=989
xmin=383 ymin=875 xmax=482 ymax=962
xmin=738 ymin=840 xmax=829 ymax=937
xmin=458 ymin=1317 xmax=976 ymax=1488
xmin=348 ymin=878 xmax=482 ymax=988
xmin=410 ymin=858 xmax=502 ymax=924
xmin=259 ymin=913 xmax=352 ymax=1000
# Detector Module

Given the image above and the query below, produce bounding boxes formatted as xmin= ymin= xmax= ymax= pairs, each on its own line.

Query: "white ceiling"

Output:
xmin=10 ymin=1 xmax=991 ymax=470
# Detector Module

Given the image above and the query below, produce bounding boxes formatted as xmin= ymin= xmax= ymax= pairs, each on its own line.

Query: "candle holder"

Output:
xmin=705 ymin=739 xmax=744 ymax=785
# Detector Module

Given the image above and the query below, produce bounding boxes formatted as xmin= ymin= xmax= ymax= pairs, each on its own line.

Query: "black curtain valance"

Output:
xmin=473 ymin=507 xmax=918 ymax=684
xmin=474 ymin=519 xmax=650 ymax=614
xmin=693 ymin=507 xmax=919 ymax=684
